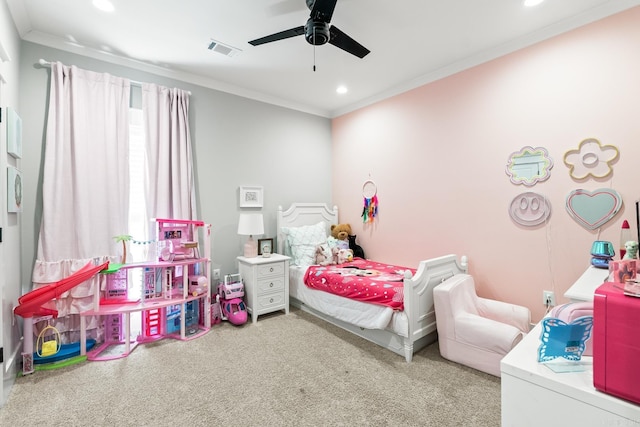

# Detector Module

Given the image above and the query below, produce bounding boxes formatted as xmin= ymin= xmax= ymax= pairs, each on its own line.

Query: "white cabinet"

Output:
xmin=501 ymin=321 xmax=640 ymax=426
xmin=237 ymin=254 xmax=290 ymax=323
xmin=563 ymin=266 xmax=609 ymax=302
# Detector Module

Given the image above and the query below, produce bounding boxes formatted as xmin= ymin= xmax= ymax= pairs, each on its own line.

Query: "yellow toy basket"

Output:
xmin=36 ymin=325 xmax=61 ymax=358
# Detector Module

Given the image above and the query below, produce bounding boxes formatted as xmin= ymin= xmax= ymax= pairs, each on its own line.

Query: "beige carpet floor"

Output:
xmin=0 ymin=307 xmax=501 ymax=426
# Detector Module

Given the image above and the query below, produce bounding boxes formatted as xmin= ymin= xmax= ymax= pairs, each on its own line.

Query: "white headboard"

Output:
xmin=276 ymin=203 xmax=339 ymax=255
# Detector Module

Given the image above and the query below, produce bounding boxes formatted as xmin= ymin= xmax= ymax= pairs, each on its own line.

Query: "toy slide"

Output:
xmin=14 ymin=261 xmax=109 ymax=319
xmin=15 ymin=261 xmax=109 ymax=374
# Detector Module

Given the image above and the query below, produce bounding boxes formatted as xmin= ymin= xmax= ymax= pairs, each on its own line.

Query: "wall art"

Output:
xmin=509 ymin=192 xmax=551 ymax=227
xmin=505 ymin=146 xmax=553 ymax=186
xmin=239 ymin=186 xmax=263 ymax=208
xmin=563 ymin=138 xmax=619 ymax=180
xmin=6 ymin=107 xmax=22 ymax=158
xmin=7 ymin=166 xmax=23 ymax=213
xmin=565 ymin=188 xmax=622 ymax=230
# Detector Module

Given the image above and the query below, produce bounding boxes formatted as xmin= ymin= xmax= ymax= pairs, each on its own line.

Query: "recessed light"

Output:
xmin=524 ymin=0 xmax=544 ymax=7
xmin=336 ymin=85 xmax=348 ymax=94
xmin=93 ymin=0 xmax=114 ymax=12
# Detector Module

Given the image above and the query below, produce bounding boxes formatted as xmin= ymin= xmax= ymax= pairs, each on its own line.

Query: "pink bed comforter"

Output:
xmin=303 ymin=258 xmax=415 ymax=310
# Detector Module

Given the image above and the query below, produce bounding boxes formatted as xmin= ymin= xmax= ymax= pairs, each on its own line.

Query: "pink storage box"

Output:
xmin=593 ymin=282 xmax=640 ymax=405
xmin=550 ymin=301 xmax=594 ymax=356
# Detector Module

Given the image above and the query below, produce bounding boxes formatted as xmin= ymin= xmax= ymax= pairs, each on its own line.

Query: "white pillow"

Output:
xmin=282 ymin=221 xmax=327 ymax=266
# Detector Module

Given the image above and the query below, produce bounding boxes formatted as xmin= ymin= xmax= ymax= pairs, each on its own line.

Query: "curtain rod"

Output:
xmin=38 ymin=58 xmax=191 ymax=94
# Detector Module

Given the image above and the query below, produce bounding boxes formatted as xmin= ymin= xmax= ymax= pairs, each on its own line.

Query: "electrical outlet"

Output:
xmin=543 ymin=290 xmax=556 ymax=307
xmin=212 ymin=268 xmax=221 ymax=281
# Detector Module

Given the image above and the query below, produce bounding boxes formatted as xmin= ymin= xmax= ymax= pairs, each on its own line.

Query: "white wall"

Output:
xmin=0 ymin=0 xmax=22 ymax=407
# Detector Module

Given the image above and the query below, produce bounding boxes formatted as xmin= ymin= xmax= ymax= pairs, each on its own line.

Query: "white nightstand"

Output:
xmin=237 ymin=253 xmax=290 ymax=323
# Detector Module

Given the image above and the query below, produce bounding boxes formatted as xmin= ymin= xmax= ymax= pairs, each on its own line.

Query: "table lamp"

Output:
xmin=237 ymin=213 xmax=264 ymax=257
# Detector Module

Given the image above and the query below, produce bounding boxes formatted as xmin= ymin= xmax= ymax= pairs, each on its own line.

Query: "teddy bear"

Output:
xmin=331 ymin=223 xmax=352 ymax=250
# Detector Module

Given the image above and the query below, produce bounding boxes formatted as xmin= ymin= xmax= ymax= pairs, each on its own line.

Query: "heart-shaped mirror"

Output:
xmin=565 ymin=188 xmax=622 ymax=230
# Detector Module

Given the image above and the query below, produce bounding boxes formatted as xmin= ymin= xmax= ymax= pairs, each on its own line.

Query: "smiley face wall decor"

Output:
xmin=509 ymin=192 xmax=551 ymax=226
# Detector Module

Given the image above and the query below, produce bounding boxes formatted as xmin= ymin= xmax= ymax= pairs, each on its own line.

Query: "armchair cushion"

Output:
xmin=455 ymin=312 xmax=525 ymax=354
xmin=434 ymin=273 xmax=531 ymax=377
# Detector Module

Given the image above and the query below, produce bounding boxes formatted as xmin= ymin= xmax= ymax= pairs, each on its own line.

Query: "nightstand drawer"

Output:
xmin=237 ymin=254 xmax=290 ymax=323
xmin=257 ymin=263 xmax=284 ymax=278
xmin=257 ymin=277 xmax=285 ymax=294
xmin=256 ymin=292 xmax=285 ymax=310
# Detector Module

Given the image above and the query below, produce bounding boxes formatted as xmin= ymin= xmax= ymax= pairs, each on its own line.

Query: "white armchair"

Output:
xmin=433 ymin=274 xmax=531 ymax=377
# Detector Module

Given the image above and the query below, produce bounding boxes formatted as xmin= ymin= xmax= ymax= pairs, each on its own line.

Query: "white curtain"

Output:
xmin=32 ymin=62 xmax=130 ymax=323
xmin=142 ymin=83 xmax=196 ymax=222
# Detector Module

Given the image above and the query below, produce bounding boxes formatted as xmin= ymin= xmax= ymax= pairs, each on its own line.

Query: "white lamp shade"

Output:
xmin=237 ymin=213 xmax=264 ymax=236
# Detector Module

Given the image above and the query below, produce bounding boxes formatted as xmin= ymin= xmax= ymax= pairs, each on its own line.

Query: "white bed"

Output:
xmin=277 ymin=203 xmax=468 ymax=362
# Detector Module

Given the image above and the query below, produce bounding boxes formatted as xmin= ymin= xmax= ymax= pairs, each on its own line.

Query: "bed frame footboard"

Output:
xmin=402 ymin=254 xmax=468 ymax=361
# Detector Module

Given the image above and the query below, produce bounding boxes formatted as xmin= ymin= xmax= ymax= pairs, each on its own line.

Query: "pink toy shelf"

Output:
xmin=79 ymin=219 xmax=212 ymax=361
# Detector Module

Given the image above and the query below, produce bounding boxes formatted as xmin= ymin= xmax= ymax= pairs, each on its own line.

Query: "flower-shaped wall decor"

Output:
xmin=505 ymin=146 xmax=553 ymax=186
xmin=563 ymin=138 xmax=619 ymax=180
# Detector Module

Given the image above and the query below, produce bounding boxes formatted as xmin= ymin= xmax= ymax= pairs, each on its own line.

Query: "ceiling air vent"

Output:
xmin=208 ymin=39 xmax=241 ymax=57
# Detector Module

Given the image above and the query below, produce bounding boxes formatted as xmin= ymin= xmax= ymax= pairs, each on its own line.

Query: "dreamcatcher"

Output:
xmin=361 ymin=179 xmax=378 ymax=223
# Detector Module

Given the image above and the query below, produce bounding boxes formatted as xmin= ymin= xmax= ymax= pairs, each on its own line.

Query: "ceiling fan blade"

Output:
xmin=328 ymin=25 xmax=370 ymax=58
xmin=310 ymin=0 xmax=338 ymax=22
xmin=249 ymin=26 xmax=306 ymax=46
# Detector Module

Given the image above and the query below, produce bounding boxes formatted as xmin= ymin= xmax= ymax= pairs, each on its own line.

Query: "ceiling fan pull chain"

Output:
xmin=313 ymin=27 xmax=317 ymax=72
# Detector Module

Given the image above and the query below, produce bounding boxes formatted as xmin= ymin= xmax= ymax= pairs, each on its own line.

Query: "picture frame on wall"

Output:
xmin=7 ymin=166 xmax=22 ymax=213
xmin=6 ymin=107 xmax=22 ymax=159
xmin=239 ymin=185 xmax=264 ymax=208
xmin=258 ymin=238 xmax=274 ymax=256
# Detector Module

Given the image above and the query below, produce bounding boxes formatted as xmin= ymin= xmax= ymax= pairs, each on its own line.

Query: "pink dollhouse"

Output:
xmin=79 ymin=218 xmax=212 ymax=361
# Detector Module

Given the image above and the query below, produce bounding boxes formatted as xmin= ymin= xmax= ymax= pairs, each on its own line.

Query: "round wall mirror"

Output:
xmin=505 ymin=146 xmax=553 ymax=186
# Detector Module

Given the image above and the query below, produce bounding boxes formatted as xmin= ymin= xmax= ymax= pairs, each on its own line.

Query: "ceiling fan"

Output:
xmin=249 ymin=0 xmax=370 ymax=59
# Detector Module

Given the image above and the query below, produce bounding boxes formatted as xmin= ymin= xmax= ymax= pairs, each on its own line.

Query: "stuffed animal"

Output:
xmin=348 ymin=235 xmax=365 ymax=259
xmin=331 ymin=223 xmax=352 ymax=250
xmin=337 ymin=248 xmax=354 ymax=264
xmin=315 ymin=244 xmax=336 ymax=266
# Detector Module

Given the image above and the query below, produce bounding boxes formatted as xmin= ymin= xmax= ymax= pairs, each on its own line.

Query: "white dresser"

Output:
xmin=238 ymin=253 xmax=290 ymax=323
xmin=563 ymin=265 xmax=610 ymax=302
xmin=501 ymin=321 xmax=640 ymax=426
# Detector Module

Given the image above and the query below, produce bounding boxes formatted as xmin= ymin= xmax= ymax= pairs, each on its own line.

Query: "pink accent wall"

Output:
xmin=332 ymin=7 xmax=640 ymax=321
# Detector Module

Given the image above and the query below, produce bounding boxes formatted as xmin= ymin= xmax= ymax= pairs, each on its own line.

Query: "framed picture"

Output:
xmin=6 ymin=107 xmax=22 ymax=159
xmin=258 ymin=238 xmax=274 ymax=256
xmin=7 ymin=166 xmax=22 ymax=213
xmin=239 ymin=185 xmax=263 ymax=208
